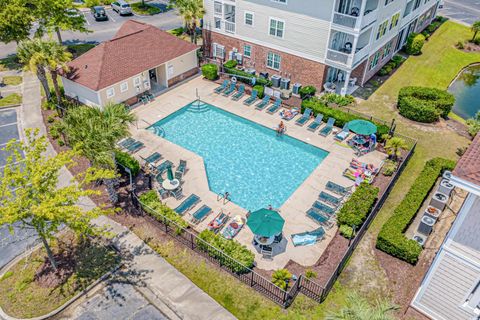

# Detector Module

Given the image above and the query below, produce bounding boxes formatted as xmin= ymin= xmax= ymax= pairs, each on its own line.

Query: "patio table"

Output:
xmin=254 ymin=235 xmax=275 ymax=246
xmin=162 ymin=179 xmax=180 ymax=191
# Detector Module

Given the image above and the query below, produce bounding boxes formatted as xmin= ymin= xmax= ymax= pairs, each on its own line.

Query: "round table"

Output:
xmin=162 ymin=179 xmax=180 ymax=191
xmin=254 ymin=235 xmax=275 ymax=246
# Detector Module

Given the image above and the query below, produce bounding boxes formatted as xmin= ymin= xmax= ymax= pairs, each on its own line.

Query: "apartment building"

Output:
xmin=202 ymin=0 xmax=440 ymax=95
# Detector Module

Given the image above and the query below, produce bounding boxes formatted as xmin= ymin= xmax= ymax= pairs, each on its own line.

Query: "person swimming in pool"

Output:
xmin=277 ymin=121 xmax=286 ymax=136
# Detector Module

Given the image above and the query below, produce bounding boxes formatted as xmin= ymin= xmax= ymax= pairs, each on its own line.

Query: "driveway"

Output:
xmin=439 ymin=0 xmax=480 ymax=26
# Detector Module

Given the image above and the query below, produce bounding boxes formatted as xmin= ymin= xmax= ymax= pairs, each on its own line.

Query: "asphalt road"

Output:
xmin=438 ymin=0 xmax=480 ymax=26
xmin=0 ymin=2 xmax=183 ymax=58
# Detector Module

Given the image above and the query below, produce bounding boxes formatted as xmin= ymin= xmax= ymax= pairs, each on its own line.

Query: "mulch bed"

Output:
xmin=461 ymin=41 xmax=480 ymax=53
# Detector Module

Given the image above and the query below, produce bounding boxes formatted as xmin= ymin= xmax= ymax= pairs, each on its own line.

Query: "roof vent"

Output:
xmin=85 ymin=65 xmax=88 ymax=69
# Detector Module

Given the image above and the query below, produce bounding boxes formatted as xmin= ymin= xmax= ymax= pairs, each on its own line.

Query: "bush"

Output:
xmin=305 ymin=269 xmax=317 ymax=279
xmin=84 ymin=0 xmax=100 ymax=7
xmin=382 ymin=160 xmax=397 ymax=176
xmin=302 ymin=98 xmax=390 ymax=139
xmin=319 ymin=93 xmax=354 ymax=107
xmin=223 ymin=67 xmax=272 ymax=87
xmin=377 ymin=65 xmax=393 ymax=76
xmin=272 ymin=269 xmax=292 ymax=290
xmin=405 ymin=33 xmax=425 ymax=55
xmin=391 ymin=55 xmax=405 ymax=68
xmin=456 ymin=41 xmax=465 ymax=49
xmin=49 ymin=125 xmax=60 ymax=140
xmin=376 ymin=158 xmax=456 ymax=264
xmin=398 ymin=86 xmax=455 ymax=123
xmin=337 ymin=183 xmax=379 ymax=229
xmin=139 ymin=191 xmax=189 ymax=230
xmin=197 ymin=230 xmax=255 ymax=273
xmin=201 ymin=63 xmax=218 ymax=80
xmin=299 ymin=85 xmax=317 ymax=99
xmin=223 ymin=59 xmax=237 ymax=69
xmin=339 ymin=225 xmax=354 ymax=239
xmin=253 ymin=84 xmax=264 ymax=98
xmin=466 ymin=112 xmax=480 ymax=137
xmin=115 ymin=150 xmax=140 ymax=177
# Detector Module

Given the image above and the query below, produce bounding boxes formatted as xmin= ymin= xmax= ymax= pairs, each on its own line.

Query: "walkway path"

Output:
xmin=11 ymin=72 xmax=236 ymax=320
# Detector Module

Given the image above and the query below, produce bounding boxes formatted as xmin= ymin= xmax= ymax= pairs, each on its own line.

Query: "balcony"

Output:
xmin=332 ymin=12 xmax=358 ymax=29
xmin=224 ymin=21 xmax=235 ymax=34
xmin=327 ymin=49 xmax=352 ymax=65
xmin=360 ymin=9 xmax=377 ymax=29
xmin=353 ymin=45 xmax=370 ymax=66
xmin=332 ymin=0 xmax=378 ymax=31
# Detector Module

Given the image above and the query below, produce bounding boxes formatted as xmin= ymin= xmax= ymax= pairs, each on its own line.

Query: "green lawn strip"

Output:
xmin=130 ymin=2 xmax=162 ymax=15
xmin=0 ymin=55 xmax=22 ymax=71
xmin=0 ymin=93 xmax=22 ymax=108
xmin=0 ymin=236 xmax=119 ymax=318
xmin=2 ymin=76 xmax=23 ymax=86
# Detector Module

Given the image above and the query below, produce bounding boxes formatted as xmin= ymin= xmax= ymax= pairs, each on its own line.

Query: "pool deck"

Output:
xmin=129 ymin=76 xmax=386 ymax=270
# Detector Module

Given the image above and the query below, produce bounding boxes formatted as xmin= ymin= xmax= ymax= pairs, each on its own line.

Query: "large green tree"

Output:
xmin=45 ymin=40 xmax=72 ymax=105
xmin=172 ymin=0 xmax=205 ymax=44
xmin=62 ymin=103 xmax=136 ymax=203
xmin=0 ymin=0 xmax=34 ymax=44
xmin=326 ymin=293 xmax=398 ymax=320
xmin=0 ymin=129 xmax=115 ymax=271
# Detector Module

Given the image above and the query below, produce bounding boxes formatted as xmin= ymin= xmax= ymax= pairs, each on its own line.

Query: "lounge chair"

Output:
xmin=307 ymin=114 xmax=324 ymax=132
xmin=231 ymin=85 xmax=245 ymax=101
xmin=319 ymin=191 xmax=342 ymax=207
xmin=243 ymin=90 xmax=258 ymax=106
xmin=191 ymin=205 xmax=213 ymax=224
xmin=174 ymin=194 xmax=200 ymax=215
xmin=312 ymin=201 xmax=336 ymax=216
xmin=222 ymin=83 xmax=236 ymax=96
xmin=118 ymin=137 xmax=135 ymax=149
xmin=156 ymin=160 xmax=173 ymax=174
xmin=207 ymin=211 xmax=229 ymax=233
xmin=280 ymin=108 xmax=299 ymax=121
xmin=255 ymin=95 xmax=270 ymax=110
xmin=291 ymin=227 xmax=325 ymax=246
xmin=295 ymin=108 xmax=312 ymax=126
xmin=174 ymin=170 xmax=183 ymax=180
xmin=266 ymin=98 xmax=282 ymax=114
xmin=144 ymin=152 xmax=162 ymax=165
xmin=334 ymin=123 xmax=350 ymax=141
xmin=319 ymin=117 xmax=335 ymax=136
xmin=177 ymin=160 xmax=187 ymax=173
xmin=214 ymin=80 xmax=228 ymax=94
xmin=126 ymin=141 xmax=144 ymax=153
xmin=306 ymin=209 xmax=334 ymax=228
xmin=326 ymin=181 xmax=352 ymax=196
xmin=170 ymin=187 xmax=183 ymax=200
xmin=221 ymin=215 xmax=244 ymax=239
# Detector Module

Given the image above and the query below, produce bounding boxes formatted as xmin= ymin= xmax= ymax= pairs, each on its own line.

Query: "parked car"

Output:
xmin=91 ymin=6 xmax=108 ymax=21
xmin=111 ymin=0 xmax=132 ymax=15
xmin=65 ymin=8 xmax=81 ymax=18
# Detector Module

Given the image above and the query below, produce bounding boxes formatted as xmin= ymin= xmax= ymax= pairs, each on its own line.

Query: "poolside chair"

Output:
xmin=156 ymin=160 xmax=173 ymax=174
xmin=118 ymin=137 xmax=135 ymax=149
xmin=266 ymin=98 xmax=282 ymax=114
xmin=157 ymin=187 xmax=169 ymax=199
xmin=326 ymin=181 xmax=352 ymax=196
xmin=207 ymin=211 xmax=229 ymax=233
xmin=318 ymin=191 xmax=342 ymax=207
xmin=126 ymin=141 xmax=144 ymax=153
xmin=214 ymin=80 xmax=228 ymax=94
xmin=155 ymin=173 xmax=165 ymax=185
xmin=144 ymin=152 xmax=162 ymax=165
xmin=280 ymin=108 xmax=300 ymax=121
xmin=261 ymin=245 xmax=273 ymax=259
xmin=170 ymin=187 xmax=183 ymax=200
xmin=291 ymin=227 xmax=325 ymax=247
xmin=222 ymin=82 xmax=236 ymax=96
xmin=312 ymin=201 xmax=336 ymax=216
xmin=231 ymin=85 xmax=245 ymax=101
xmin=307 ymin=114 xmax=324 ymax=132
xmin=174 ymin=170 xmax=183 ymax=180
xmin=174 ymin=194 xmax=200 ymax=215
xmin=334 ymin=123 xmax=350 ymax=141
xmin=319 ymin=117 xmax=335 ymax=136
xmin=191 ymin=205 xmax=213 ymax=224
xmin=306 ymin=209 xmax=334 ymax=228
xmin=295 ymin=108 xmax=312 ymax=126
xmin=243 ymin=90 xmax=258 ymax=106
xmin=177 ymin=160 xmax=187 ymax=173
xmin=255 ymin=95 xmax=270 ymax=110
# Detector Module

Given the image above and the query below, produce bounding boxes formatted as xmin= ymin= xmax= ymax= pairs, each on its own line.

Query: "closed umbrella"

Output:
xmin=247 ymin=209 xmax=285 ymax=238
xmin=348 ymin=119 xmax=377 ymax=136
xmin=167 ymin=165 xmax=174 ymax=180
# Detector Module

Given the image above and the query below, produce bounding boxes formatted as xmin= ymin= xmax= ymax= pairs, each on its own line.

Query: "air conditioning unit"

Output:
xmin=292 ymin=83 xmax=302 ymax=95
xmin=143 ymin=81 xmax=150 ymax=89
xmin=271 ymin=75 xmax=281 ymax=88
xmin=438 ymin=179 xmax=454 ymax=196
xmin=412 ymin=233 xmax=427 ymax=247
xmin=259 ymin=72 xmax=269 ymax=79
xmin=236 ymin=53 xmax=243 ymax=65
xmin=425 ymin=206 xmax=441 ymax=220
xmin=280 ymin=78 xmax=291 ymax=90
xmin=418 ymin=214 xmax=435 ymax=236
xmin=443 ymin=170 xmax=452 ymax=180
xmin=430 ymin=192 xmax=448 ymax=211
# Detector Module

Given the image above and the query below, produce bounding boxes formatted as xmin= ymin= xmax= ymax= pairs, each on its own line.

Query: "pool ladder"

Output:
xmin=217 ymin=192 xmax=231 ymax=205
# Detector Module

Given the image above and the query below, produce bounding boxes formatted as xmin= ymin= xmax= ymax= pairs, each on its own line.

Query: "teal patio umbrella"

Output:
xmin=247 ymin=209 xmax=285 ymax=238
xmin=167 ymin=165 xmax=174 ymax=180
xmin=348 ymin=119 xmax=377 ymax=135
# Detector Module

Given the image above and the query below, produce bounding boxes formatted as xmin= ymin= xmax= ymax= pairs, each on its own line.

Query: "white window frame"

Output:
xmin=244 ymin=11 xmax=254 ymax=27
xmin=120 ymin=81 xmax=128 ymax=93
xmin=243 ymin=45 xmax=251 ymax=58
xmin=214 ymin=1 xmax=222 ymax=16
xmin=212 ymin=43 xmax=225 ymax=58
xmin=106 ymin=87 xmax=115 ymax=98
xmin=214 ymin=17 xmax=221 ymax=30
xmin=133 ymin=76 xmax=141 ymax=87
xmin=266 ymin=52 xmax=281 ymax=70
xmin=268 ymin=17 xmax=285 ymax=39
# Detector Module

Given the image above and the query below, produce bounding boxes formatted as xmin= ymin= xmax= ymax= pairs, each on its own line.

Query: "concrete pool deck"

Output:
xmin=129 ymin=76 xmax=386 ymax=270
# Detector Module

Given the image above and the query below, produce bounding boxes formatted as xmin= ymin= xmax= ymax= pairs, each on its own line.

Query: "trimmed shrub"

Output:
xmin=115 ymin=150 xmax=140 ymax=177
xmin=223 ymin=67 xmax=272 ymax=87
xmin=201 ymin=63 xmax=218 ymax=80
xmin=405 ymin=33 xmax=425 ymax=55
xmin=299 ymin=85 xmax=317 ymax=99
xmin=319 ymin=93 xmax=355 ymax=107
xmin=301 ymin=98 xmax=390 ymax=139
xmin=382 ymin=160 xmax=397 ymax=176
xmin=197 ymin=230 xmax=255 ymax=273
xmin=391 ymin=55 xmax=405 ymax=67
xmin=337 ymin=183 xmax=379 ymax=228
xmin=253 ymin=84 xmax=265 ymax=98
xmin=272 ymin=269 xmax=292 ymax=290
xmin=223 ymin=59 xmax=237 ymax=69
xmin=376 ymin=158 xmax=456 ymax=264
xmin=339 ymin=225 xmax=354 ymax=239
xmin=139 ymin=191 xmax=189 ymax=229
xmin=398 ymin=86 xmax=455 ymax=123
xmin=377 ymin=65 xmax=393 ymax=76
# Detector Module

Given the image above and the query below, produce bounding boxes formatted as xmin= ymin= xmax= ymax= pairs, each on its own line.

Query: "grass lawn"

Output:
xmin=0 ymin=93 xmax=22 ymax=108
xmin=0 ymin=55 xmax=22 ymax=71
xmin=67 ymin=43 xmax=96 ymax=58
xmin=131 ymin=2 xmax=162 ymax=15
xmin=2 ymin=75 xmax=22 ymax=86
xmin=0 ymin=234 xmax=118 ymax=318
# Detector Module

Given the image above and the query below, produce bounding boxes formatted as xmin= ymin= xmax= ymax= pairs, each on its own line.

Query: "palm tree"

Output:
xmin=62 ymin=103 xmax=136 ymax=203
xmin=471 ymin=20 xmax=480 ymax=41
xmin=385 ymin=136 xmax=408 ymax=161
xmin=326 ymin=293 xmax=398 ymax=320
xmin=272 ymin=269 xmax=292 ymax=290
xmin=44 ymin=41 xmax=72 ymax=105
xmin=172 ymin=0 xmax=205 ymax=44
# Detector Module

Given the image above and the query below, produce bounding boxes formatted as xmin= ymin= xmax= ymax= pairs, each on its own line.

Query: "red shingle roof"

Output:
xmin=453 ymin=133 xmax=480 ymax=186
xmin=64 ymin=20 xmax=198 ymax=91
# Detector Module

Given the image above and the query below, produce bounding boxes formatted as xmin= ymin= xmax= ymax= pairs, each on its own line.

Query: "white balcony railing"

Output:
xmin=361 ymin=9 xmax=378 ymax=29
xmin=353 ymin=45 xmax=370 ymax=66
xmin=224 ymin=21 xmax=235 ymax=34
xmin=332 ymin=12 xmax=358 ymax=29
xmin=326 ymin=49 xmax=353 ymax=65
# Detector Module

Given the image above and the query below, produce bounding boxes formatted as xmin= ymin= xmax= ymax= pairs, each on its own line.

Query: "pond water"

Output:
xmin=448 ymin=64 xmax=480 ymax=119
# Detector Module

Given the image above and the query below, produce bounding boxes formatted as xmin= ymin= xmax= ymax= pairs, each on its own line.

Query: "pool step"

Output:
xmin=187 ymin=102 xmax=210 ymax=113
xmin=148 ymin=126 xmax=165 ymax=137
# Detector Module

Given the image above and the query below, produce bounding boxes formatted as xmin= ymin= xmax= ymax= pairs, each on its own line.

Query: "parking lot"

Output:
xmin=0 ymin=108 xmax=20 ymax=168
xmin=439 ymin=0 xmax=480 ymax=26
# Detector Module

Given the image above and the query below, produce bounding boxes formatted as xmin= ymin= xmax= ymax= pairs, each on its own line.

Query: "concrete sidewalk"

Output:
xmin=18 ymin=73 xmax=236 ymax=320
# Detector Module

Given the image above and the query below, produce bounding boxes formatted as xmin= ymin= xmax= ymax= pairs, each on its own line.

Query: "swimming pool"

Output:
xmin=148 ymin=101 xmax=328 ymax=211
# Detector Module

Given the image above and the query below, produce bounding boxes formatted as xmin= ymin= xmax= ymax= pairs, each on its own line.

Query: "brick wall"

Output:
xmin=205 ymin=31 xmax=328 ymax=92
xmin=167 ymin=67 xmax=199 ymax=87
xmin=363 ymin=35 xmax=399 ymax=82
xmin=351 ymin=60 xmax=367 ymax=86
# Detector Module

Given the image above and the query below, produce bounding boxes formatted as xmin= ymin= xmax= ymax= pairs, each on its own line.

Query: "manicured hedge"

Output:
xmin=115 ymin=150 xmax=140 ymax=177
xmin=337 ymin=183 xmax=379 ymax=228
xmin=398 ymin=86 xmax=455 ymax=123
xmin=253 ymin=84 xmax=264 ymax=98
xmin=301 ymin=98 xmax=390 ymax=139
xmin=197 ymin=230 xmax=255 ymax=273
xmin=223 ymin=65 xmax=272 ymax=87
xmin=223 ymin=59 xmax=237 ymax=69
xmin=201 ymin=63 xmax=218 ymax=80
xmin=299 ymin=85 xmax=316 ymax=99
xmin=405 ymin=33 xmax=425 ymax=55
xmin=139 ymin=190 xmax=188 ymax=229
xmin=376 ymin=158 xmax=456 ymax=264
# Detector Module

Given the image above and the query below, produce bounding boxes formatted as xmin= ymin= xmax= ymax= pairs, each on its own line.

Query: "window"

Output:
xmin=369 ymin=51 xmax=381 ymax=70
xmin=390 ymin=13 xmax=400 ymax=30
xmin=244 ymin=12 xmax=254 ymax=26
xmin=168 ymin=65 xmax=174 ymax=77
xmin=212 ymin=43 xmax=225 ymax=58
xmin=106 ymin=87 xmax=115 ymax=98
xmin=413 ymin=0 xmax=421 ymax=9
xmin=382 ymin=42 xmax=392 ymax=59
xmin=120 ymin=82 xmax=128 ymax=93
xmin=269 ymin=18 xmax=284 ymax=38
xmin=271 ymin=0 xmax=287 ymax=3
xmin=214 ymin=1 xmax=222 ymax=15
xmin=384 ymin=0 xmax=395 ymax=5
xmin=214 ymin=17 xmax=221 ymax=29
xmin=134 ymin=76 xmax=141 ymax=87
xmin=244 ymin=45 xmax=251 ymax=58
xmin=376 ymin=20 xmax=389 ymax=40
xmin=266 ymin=52 xmax=281 ymax=70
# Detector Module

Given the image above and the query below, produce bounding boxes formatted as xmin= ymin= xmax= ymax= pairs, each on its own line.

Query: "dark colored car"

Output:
xmin=91 ymin=6 xmax=108 ymax=21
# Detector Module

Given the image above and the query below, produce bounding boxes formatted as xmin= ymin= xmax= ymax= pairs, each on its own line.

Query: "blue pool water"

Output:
xmin=148 ymin=101 xmax=328 ymax=211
